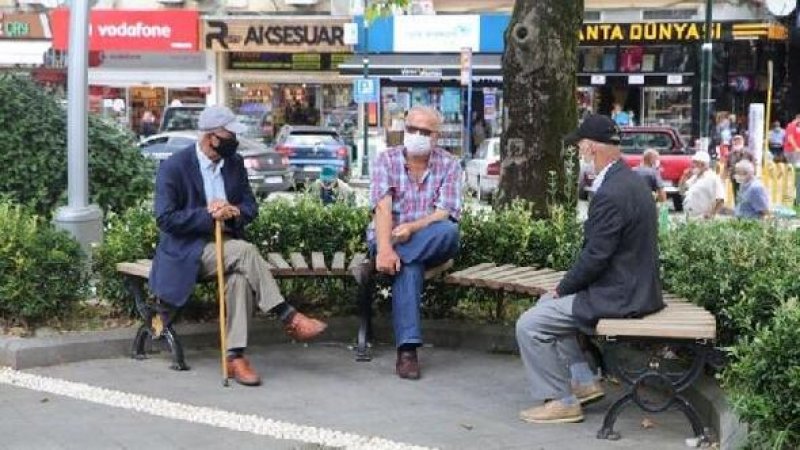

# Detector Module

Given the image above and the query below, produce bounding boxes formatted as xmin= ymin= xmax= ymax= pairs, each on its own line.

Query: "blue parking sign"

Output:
xmin=353 ymin=78 xmax=379 ymax=104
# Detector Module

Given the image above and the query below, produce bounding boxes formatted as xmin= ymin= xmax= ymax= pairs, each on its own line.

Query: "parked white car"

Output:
xmin=465 ymin=137 xmax=500 ymax=199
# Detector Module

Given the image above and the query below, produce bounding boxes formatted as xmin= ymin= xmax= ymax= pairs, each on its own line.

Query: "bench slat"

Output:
xmin=596 ymin=320 xmax=716 ymax=340
xmin=459 ymin=264 xmax=518 ymax=287
xmin=311 ymin=252 xmax=328 ymax=274
xmin=483 ymin=266 xmax=539 ymax=290
xmin=348 ymin=253 xmax=367 ymax=272
xmin=117 ymin=261 xmax=151 ymax=279
xmin=331 ymin=252 xmax=346 ymax=274
xmin=447 ymin=263 xmax=497 ymax=280
xmin=289 ymin=252 xmax=309 ymax=270
xmin=267 ymin=253 xmax=291 ymax=269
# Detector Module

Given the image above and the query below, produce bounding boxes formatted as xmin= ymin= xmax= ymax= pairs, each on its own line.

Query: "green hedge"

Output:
xmin=0 ymin=74 xmax=153 ymax=217
xmin=660 ymin=220 xmax=800 ymax=345
xmin=724 ymin=300 xmax=800 ymax=449
xmin=0 ymin=201 xmax=87 ymax=325
xmin=93 ymin=195 xmax=581 ymax=317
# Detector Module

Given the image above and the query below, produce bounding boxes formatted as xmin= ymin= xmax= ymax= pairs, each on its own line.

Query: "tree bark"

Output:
xmin=498 ymin=0 xmax=583 ymax=217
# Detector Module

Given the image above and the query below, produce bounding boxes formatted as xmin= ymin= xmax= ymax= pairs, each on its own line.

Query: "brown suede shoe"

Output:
xmin=284 ymin=312 xmax=327 ymax=342
xmin=396 ymin=349 xmax=421 ymax=380
xmin=226 ymin=356 xmax=261 ymax=387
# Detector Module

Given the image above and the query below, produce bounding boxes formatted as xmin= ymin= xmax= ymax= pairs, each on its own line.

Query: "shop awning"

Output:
xmin=338 ymin=54 xmax=502 ymax=81
xmin=0 ymin=41 xmax=51 ymax=66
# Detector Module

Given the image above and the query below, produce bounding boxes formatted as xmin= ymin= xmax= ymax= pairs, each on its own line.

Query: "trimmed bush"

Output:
xmin=660 ymin=220 xmax=800 ymax=344
xmin=0 ymin=73 xmax=153 ymax=217
xmin=92 ymin=202 xmax=159 ymax=313
xmin=724 ymin=299 xmax=800 ymax=449
xmin=0 ymin=201 xmax=87 ymax=326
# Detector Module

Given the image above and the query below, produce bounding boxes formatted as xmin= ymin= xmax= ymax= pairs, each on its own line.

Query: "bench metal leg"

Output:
xmin=355 ymin=265 xmax=376 ymax=362
xmin=123 ymin=275 xmax=189 ymax=371
xmin=597 ymin=392 xmax=634 ymax=440
xmin=597 ymin=339 xmax=712 ymax=443
xmin=163 ymin=325 xmax=189 ymax=371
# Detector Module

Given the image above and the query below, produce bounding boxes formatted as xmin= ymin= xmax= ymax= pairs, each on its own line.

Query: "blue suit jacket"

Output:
xmin=149 ymin=145 xmax=258 ymax=307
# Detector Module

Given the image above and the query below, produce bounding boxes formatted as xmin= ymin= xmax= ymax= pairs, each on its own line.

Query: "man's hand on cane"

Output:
xmin=208 ymin=200 xmax=240 ymax=221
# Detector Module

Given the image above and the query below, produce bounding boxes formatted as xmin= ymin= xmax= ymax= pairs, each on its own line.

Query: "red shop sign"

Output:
xmin=50 ymin=9 xmax=198 ymax=52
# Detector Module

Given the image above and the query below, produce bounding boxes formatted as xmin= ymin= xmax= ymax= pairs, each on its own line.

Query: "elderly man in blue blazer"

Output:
xmin=515 ymin=115 xmax=664 ymax=424
xmin=149 ymin=105 xmax=326 ymax=387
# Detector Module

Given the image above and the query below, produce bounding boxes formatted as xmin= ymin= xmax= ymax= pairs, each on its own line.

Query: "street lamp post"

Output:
xmin=54 ymin=0 xmax=103 ymax=254
xmin=361 ymin=7 xmax=370 ymax=178
xmin=698 ymin=0 xmax=714 ymax=152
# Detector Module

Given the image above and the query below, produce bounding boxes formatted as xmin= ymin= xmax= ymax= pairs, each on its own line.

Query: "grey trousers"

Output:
xmin=515 ymin=294 xmax=587 ymax=401
xmin=199 ymin=239 xmax=284 ymax=351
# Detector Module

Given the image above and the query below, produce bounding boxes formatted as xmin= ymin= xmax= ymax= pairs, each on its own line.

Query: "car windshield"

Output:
xmin=621 ymin=132 xmax=680 ymax=155
xmin=286 ymin=132 xmax=340 ymax=146
xmin=162 ymin=108 xmax=202 ymax=132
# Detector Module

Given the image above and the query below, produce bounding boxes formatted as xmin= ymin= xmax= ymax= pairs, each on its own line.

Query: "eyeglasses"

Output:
xmin=405 ymin=125 xmax=434 ymax=137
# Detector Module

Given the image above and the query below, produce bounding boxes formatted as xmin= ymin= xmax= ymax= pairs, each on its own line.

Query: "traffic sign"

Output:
xmin=460 ymin=47 xmax=472 ymax=86
xmin=353 ymin=77 xmax=379 ymax=104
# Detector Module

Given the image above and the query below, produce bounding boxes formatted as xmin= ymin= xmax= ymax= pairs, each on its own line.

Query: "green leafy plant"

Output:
xmin=660 ymin=220 xmax=800 ymax=344
xmin=92 ymin=201 xmax=159 ymax=313
xmin=724 ymin=299 xmax=800 ymax=449
xmin=0 ymin=73 xmax=153 ymax=217
xmin=0 ymin=200 xmax=87 ymax=326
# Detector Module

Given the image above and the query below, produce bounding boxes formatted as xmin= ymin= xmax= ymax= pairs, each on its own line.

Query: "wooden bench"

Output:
xmin=117 ymin=251 xmax=368 ymax=371
xmin=444 ymin=263 xmax=718 ymax=444
xmin=117 ymin=252 xmax=455 ymax=369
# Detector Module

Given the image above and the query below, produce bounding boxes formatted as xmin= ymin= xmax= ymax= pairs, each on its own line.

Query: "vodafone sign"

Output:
xmin=50 ymin=9 xmax=198 ymax=52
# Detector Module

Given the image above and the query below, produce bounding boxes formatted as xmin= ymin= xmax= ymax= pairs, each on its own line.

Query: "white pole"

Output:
xmin=54 ymin=0 xmax=103 ymax=254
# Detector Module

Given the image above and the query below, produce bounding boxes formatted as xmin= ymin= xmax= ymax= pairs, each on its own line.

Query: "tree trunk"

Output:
xmin=498 ymin=0 xmax=583 ymax=217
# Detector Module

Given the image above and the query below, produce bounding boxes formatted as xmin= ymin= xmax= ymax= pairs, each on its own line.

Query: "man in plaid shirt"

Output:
xmin=368 ymin=105 xmax=462 ymax=380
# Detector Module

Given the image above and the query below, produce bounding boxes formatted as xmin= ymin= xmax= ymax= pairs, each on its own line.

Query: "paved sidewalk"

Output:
xmin=2 ymin=343 xmax=697 ymax=450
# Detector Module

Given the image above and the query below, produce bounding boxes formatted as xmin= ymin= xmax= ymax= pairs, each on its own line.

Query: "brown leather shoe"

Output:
xmin=396 ymin=349 xmax=421 ymax=380
xmin=284 ymin=312 xmax=327 ymax=342
xmin=226 ymin=356 xmax=261 ymax=386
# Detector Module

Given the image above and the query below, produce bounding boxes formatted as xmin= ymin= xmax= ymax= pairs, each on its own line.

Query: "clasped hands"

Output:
xmin=208 ymin=200 xmax=240 ymax=222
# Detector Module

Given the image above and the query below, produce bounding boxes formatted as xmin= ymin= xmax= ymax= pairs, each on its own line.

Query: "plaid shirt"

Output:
xmin=368 ymin=146 xmax=463 ymax=242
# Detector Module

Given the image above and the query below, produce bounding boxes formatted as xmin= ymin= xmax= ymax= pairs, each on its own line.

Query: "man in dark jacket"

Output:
xmin=149 ymin=105 xmax=326 ymax=387
xmin=516 ymin=115 xmax=664 ymax=424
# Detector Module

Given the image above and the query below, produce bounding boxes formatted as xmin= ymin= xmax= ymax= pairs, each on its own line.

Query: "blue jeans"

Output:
xmin=369 ymin=220 xmax=460 ymax=347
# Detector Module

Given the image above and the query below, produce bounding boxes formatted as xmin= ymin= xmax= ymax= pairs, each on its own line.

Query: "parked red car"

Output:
xmin=580 ymin=126 xmax=693 ymax=211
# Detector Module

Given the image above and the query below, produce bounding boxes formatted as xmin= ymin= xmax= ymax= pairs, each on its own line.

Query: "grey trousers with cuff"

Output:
xmin=515 ymin=294 xmax=587 ymax=402
xmin=199 ymin=239 xmax=284 ymax=351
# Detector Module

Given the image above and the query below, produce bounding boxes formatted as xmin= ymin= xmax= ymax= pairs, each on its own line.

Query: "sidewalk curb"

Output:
xmin=0 ymin=317 xmax=517 ymax=370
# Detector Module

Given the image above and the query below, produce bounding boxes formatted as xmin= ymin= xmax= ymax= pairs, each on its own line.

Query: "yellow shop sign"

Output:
xmin=580 ymin=22 xmax=724 ymax=44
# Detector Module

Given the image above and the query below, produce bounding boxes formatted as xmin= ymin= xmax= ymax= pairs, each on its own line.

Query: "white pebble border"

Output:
xmin=0 ymin=367 xmax=436 ymax=450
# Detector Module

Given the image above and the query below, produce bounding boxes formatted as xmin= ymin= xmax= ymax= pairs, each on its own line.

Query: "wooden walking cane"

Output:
xmin=215 ymin=220 xmax=230 ymax=387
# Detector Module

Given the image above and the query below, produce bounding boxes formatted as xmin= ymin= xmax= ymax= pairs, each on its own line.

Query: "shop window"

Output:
xmin=584 ymin=11 xmax=602 ymax=22
xmin=642 ymin=9 xmax=697 ymax=21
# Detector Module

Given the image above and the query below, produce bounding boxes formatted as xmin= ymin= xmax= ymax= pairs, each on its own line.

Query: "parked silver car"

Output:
xmin=465 ymin=137 xmax=500 ymax=200
xmin=139 ymin=131 xmax=294 ymax=196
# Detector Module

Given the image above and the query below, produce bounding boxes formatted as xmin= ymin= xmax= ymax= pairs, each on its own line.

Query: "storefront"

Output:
xmin=0 ymin=12 xmax=52 ymax=67
xmin=575 ymin=21 xmax=788 ymax=142
xmin=50 ymin=9 xmax=207 ymax=133
xmin=341 ymin=15 xmax=503 ymax=157
xmin=205 ymin=16 xmax=356 ymax=143
xmin=342 ymin=13 xmax=788 ymax=148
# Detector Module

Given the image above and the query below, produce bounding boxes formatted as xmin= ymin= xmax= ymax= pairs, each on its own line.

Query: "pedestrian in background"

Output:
xmin=139 ymin=110 xmax=157 ymax=139
xmin=768 ymin=121 xmax=785 ymax=161
xmin=724 ymin=135 xmax=754 ymax=200
xmin=634 ymin=148 xmax=667 ymax=204
xmin=733 ymin=160 xmax=770 ymax=220
xmin=680 ymin=151 xmax=725 ymax=220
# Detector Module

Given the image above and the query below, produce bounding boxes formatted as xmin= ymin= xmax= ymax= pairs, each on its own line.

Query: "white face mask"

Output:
xmin=733 ymin=144 xmax=744 ymax=152
xmin=734 ymin=174 xmax=749 ymax=185
xmin=404 ymin=132 xmax=432 ymax=156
